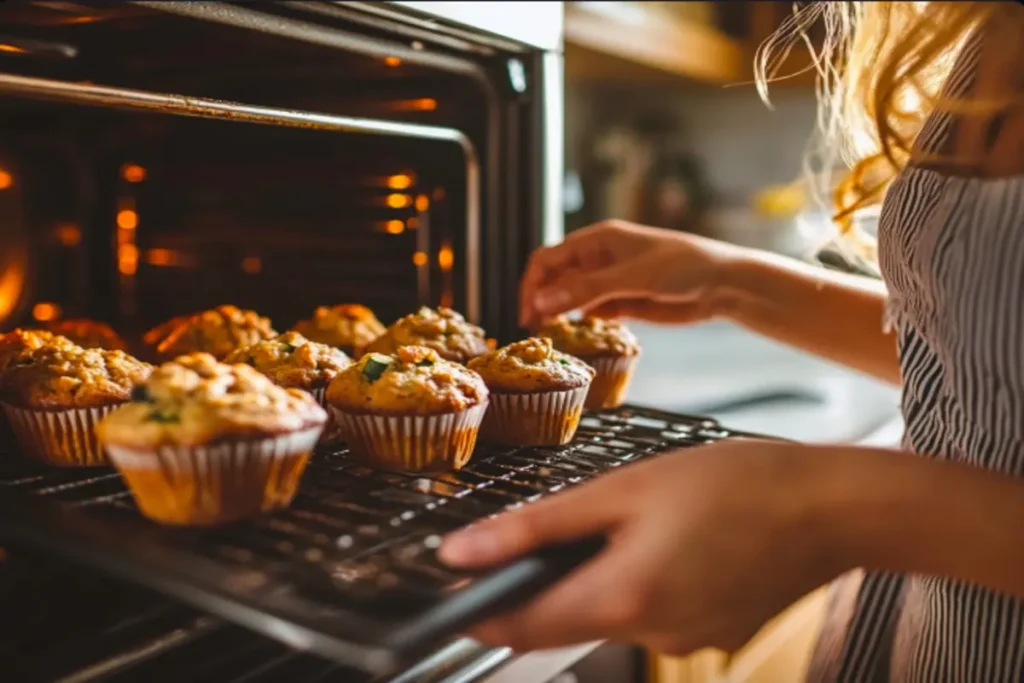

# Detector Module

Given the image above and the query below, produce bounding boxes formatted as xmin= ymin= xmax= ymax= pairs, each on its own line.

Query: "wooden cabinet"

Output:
xmin=565 ymin=1 xmax=820 ymax=88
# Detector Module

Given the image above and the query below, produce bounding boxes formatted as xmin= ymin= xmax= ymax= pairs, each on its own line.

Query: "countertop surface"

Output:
xmin=625 ymin=320 xmax=903 ymax=444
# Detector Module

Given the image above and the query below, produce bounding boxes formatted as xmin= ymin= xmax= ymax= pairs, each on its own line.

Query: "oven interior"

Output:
xmin=0 ymin=3 xmax=579 ymax=680
xmin=0 ymin=1 xmax=539 ymax=345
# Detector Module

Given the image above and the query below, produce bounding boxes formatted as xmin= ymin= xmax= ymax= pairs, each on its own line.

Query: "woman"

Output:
xmin=440 ymin=2 xmax=1024 ymax=681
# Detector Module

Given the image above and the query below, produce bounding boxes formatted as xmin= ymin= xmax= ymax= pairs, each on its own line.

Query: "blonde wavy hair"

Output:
xmin=756 ymin=1 xmax=1024 ymax=234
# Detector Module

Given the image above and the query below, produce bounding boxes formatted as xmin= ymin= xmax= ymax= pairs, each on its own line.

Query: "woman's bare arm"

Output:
xmin=719 ymin=251 xmax=901 ymax=385
xmin=818 ymin=445 xmax=1024 ymax=599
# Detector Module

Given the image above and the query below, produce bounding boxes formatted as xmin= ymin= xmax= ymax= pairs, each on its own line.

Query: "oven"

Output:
xmin=0 ymin=4 xmax=732 ymax=682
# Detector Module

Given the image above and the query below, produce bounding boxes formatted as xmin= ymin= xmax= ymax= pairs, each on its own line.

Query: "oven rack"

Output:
xmin=0 ymin=547 xmax=509 ymax=683
xmin=0 ymin=405 xmax=749 ymax=676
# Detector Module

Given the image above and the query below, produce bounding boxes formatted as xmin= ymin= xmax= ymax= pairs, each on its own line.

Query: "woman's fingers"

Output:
xmin=439 ymin=473 xmax=629 ymax=568
xmin=519 ymin=244 xmax=582 ymax=327
xmin=587 ymin=298 xmax=710 ymax=325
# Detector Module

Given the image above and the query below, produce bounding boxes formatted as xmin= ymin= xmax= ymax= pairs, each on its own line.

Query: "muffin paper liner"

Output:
xmin=330 ymin=403 xmax=487 ymax=472
xmin=104 ymin=427 xmax=323 ymax=526
xmin=309 ymin=387 xmax=341 ymax=444
xmin=582 ymin=355 xmax=639 ymax=410
xmin=481 ymin=385 xmax=589 ymax=446
xmin=2 ymin=403 xmax=120 ymax=467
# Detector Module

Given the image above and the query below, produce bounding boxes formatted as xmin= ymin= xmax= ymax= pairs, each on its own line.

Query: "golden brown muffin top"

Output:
xmin=0 ymin=344 xmax=153 ymax=410
xmin=151 ymin=305 xmax=277 ymax=361
xmin=291 ymin=304 xmax=385 ymax=354
xmin=0 ymin=329 xmax=77 ymax=377
xmin=95 ymin=352 xmax=326 ymax=449
xmin=225 ymin=331 xmax=351 ymax=390
xmin=42 ymin=319 xmax=126 ymax=351
xmin=468 ymin=337 xmax=595 ymax=393
xmin=537 ymin=315 xmax=641 ymax=358
xmin=326 ymin=345 xmax=488 ymax=415
xmin=364 ymin=307 xmax=490 ymax=364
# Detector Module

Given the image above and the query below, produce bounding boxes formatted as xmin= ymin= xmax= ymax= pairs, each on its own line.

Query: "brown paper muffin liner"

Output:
xmin=309 ymin=386 xmax=342 ymax=444
xmin=104 ymin=427 xmax=322 ymax=526
xmin=582 ymin=355 xmax=639 ymax=410
xmin=2 ymin=403 xmax=119 ymax=467
xmin=481 ymin=385 xmax=589 ymax=446
xmin=330 ymin=403 xmax=487 ymax=472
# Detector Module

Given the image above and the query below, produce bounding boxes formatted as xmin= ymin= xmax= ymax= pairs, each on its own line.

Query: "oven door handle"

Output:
xmin=384 ymin=536 xmax=607 ymax=656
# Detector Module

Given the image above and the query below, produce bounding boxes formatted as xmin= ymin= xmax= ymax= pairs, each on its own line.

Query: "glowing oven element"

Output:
xmin=53 ymin=223 xmax=81 ymax=247
xmin=385 ymin=193 xmax=411 ymax=209
xmin=241 ymin=256 xmax=262 ymax=274
xmin=32 ymin=302 xmax=61 ymax=322
xmin=121 ymin=163 xmax=147 ymax=183
xmin=391 ymin=98 xmax=437 ymax=112
xmin=116 ymin=194 xmax=139 ymax=315
xmin=386 ymin=173 xmax=413 ymax=190
xmin=383 ymin=220 xmax=405 ymax=235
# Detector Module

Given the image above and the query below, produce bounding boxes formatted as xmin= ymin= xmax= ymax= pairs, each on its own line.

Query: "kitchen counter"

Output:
xmin=627 ymin=320 xmax=902 ymax=443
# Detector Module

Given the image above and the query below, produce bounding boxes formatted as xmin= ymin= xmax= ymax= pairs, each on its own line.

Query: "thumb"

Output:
xmin=438 ymin=477 xmax=625 ymax=569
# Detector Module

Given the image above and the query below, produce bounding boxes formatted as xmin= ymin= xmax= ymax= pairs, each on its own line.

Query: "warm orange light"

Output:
xmin=393 ymin=98 xmax=438 ymax=112
xmin=116 ymin=209 xmax=138 ymax=230
xmin=121 ymin=164 xmax=147 ymax=183
xmin=0 ymin=170 xmax=11 ymax=190
xmin=241 ymin=256 xmax=262 ymax=274
xmin=412 ymin=251 xmax=428 ymax=267
xmin=407 ymin=217 xmax=420 ymax=231
xmin=54 ymin=223 xmax=81 ymax=247
xmin=415 ymin=195 xmax=430 ymax=212
xmin=384 ymin=220 xmax=405 ymax=235
xmin=384 ymin=56 xmax=401 ymax=67
xmin=32 ymin=302 xmax=61 ymax=322
xmin=438 ymin=244 xmax=454 ymax=271
xmin=145 ymin=248 xmax=175 ymax=266
xmin=0 ymin=45 xmax=26 ymax=55
xmin=386 ymin=174 xmax=413 ymax=190
xmin=386 ymin=194 xmax=412 ymax=209
xmin=433 ymin=187 xmax=446 ymax=200
xmin=118 ymin=244 xmax=139 ymax=275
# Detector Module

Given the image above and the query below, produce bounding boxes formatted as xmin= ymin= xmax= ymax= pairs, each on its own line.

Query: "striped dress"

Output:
xmin=806 ymin=26 xmax=1024 ymax=683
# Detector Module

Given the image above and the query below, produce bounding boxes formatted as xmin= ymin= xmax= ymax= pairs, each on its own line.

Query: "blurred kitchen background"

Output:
xmin=562 ymin=1 xmax=902 ymax=445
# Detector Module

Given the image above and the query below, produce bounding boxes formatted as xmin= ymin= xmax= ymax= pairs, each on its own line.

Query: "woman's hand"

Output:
xmin=439 ymin=440 xmax=844 ymax=655
xmin=519 ymin=220 xmax=748 ymax=329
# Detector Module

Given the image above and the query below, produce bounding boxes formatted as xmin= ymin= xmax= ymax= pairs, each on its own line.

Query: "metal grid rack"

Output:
xmin=0 ymin=406 xmax=744 ymax=677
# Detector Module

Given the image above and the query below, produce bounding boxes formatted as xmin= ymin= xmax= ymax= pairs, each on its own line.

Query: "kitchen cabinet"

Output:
xmin=565 ymin=2 xmax=744 ymax=84
xmin=565 ymin=1 xmax=820 ymax=88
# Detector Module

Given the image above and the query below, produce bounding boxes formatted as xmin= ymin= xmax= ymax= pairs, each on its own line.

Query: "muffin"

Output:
xmin=148 ymin=305 xmax=277 ymax=361
xmin=537 ymin=315 xmax=641 ymax=409
xmin=291 ymin=304 xmax=385 ymax=356
xmin=0 ymin=330 xmax=79 ymax=447
xmin=0 ymin=329 xmax=77 ymax=378
xmin=96 ymin=353 xmax=327 ymax=526
xmin=225 ymin=331 xmax=350 ymax=441
xmin=467 ymin=337 xmax=594 ymax=446
xmin=326 ymin=345 xmax=488 ymax=472
xmin=0 ymin=344 xmax=152 ymax=466
xmin=41 ymin=319 xmax=126 ymax=351
xmin=364 ymin=306 xmax=490 ymax=364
